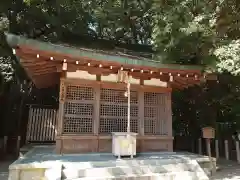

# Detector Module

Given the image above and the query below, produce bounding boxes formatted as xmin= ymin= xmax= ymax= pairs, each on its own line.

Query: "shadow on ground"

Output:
xmin=211 ymin=159 xmax=240 ymax=180
xmin=0 ymin=160 xmax=14 ymax=180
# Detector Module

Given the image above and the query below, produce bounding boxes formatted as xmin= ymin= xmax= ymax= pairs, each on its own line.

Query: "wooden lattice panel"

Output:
xmin=100 ymin=88 xmax=138 ymax=103
xmin=99 ymin=88 xmax=138 ymax=134
xmin=66 ymin=85 xmax=94 ymax=100
xmin=63 ymin=85 xmax=94 ymax=134
xmin=100 ymin=105 xmax=138 ymax=117
xmin=99 ymin=118 xmax=138 ymax=133
xmin=144 ymin=92 xmax=163 ymax=105
xmin=144 ymin=92 xmax=168 ymax=135
xmin=64 ymin=102 xmax=93 ymax=116
xmin=63 ymin=117 xmax=93 ymax=133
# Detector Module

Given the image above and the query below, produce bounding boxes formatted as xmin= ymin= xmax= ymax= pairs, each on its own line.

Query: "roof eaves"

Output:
xmin=5 ymin=33 xmax=204 ymax=72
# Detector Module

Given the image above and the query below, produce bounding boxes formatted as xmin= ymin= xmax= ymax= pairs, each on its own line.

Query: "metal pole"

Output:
xmin=127 ymin=82 xmax=130 ymax=133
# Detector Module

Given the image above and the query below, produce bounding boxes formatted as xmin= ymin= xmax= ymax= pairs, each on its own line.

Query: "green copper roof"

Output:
xmin=5 ymin=33 xmax=204 ymax=71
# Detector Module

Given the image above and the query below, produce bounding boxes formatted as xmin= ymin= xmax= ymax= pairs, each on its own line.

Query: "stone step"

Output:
xmin=65 ymin=171 xmax=209 ymax=180
xmin=62 ymin=160 xmax=208 ymax=180
xmin=62 ymin=158 xmax=193 ymax=170
xmin=63 ymin=164 xmax=191 ymax=179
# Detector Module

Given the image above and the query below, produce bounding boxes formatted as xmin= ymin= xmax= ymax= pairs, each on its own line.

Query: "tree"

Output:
xmin=151 ymin=0 xmax=240 ymax=136
xmin=152 ymin=0 xmax=240 ymax=67
xmin=152 ymin=0 xmax=217 ymax=65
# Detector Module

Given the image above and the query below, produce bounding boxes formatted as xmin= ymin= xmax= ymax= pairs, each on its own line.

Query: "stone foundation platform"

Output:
xmin=8 ymin=146 xmax=216 ymax=180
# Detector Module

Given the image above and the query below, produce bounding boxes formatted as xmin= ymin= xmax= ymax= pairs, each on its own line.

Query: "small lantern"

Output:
xmin=202 ymin=127 xmax=215 ymax=139
xmin=62 ymin=62 xmax=67 ymax=71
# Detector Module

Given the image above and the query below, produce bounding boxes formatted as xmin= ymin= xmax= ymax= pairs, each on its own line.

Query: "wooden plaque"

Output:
xmin=202 ymin=127 xmax=215 ymax=139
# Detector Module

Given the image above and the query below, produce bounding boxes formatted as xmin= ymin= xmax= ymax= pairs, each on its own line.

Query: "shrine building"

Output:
xmin=6 ymin=33 xmax=211 ymax=154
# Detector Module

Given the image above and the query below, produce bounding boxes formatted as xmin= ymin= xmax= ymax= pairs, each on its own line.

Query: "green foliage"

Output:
xmin=10 ymin=0 xmax=153 ymax=44
xmin=173 ymin=74 xmax=240 ymax=137
xmin=152 ymin=0 xmax=240 ymax=68
xmin=215 ymin=40 xmax=240 ymax=75
xmin=92 ymin=0 xmax=153 ymax=44
xmin=151 ymin=0 xmax=240 ymax=136
xmin=152 ymin=0 xmax=216 ymax=65
xmin=0 ymin=31 xmax=15 ymax=94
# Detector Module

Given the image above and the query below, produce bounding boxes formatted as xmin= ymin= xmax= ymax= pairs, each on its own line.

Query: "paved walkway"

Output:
xmin=1 ymin=158 xmax=240 ymax=180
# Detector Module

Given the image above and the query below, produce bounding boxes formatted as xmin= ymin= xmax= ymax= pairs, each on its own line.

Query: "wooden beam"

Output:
xmin=18 ymin=51 xmax=61 ymax=71
xmin=32 ymin=73 xmax=59 ymax=88
xmin=19 ymin=46 xmax=89 ymax=64
xmin=168 ymin=81 xmax=184 ymax=89
xmin=17 ymin=49 xmax=49 ymax=62
xmin=131 ymin=73 xmax=151 ymax=80
xmin=56 ymin=64 xmax=115 ymax=75
xmin=19 ymin=53 xmax=60 ymax=66
xmin=177 ymin=76 xmax=201 ymax=86
xmin=32 ymin=70 xmax=57 ymax=76
xmin=19 ymin=45 xmax=202 ymax=75
xmin=159 ymin=75 xmax=170 ymax=82
xmin=16 ymin=46 xmax=206 ymax=89
xmin=170 ymin=76 xmax=201 ymax=89
xmin=23 ymin=65 xmax=57 ymax=76
xmin=22 ymin=61 xmax=57 ymax=68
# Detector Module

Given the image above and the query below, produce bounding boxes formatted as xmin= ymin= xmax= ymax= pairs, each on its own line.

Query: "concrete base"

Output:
xmin=9 ymin=146 xmax=216 ymax=180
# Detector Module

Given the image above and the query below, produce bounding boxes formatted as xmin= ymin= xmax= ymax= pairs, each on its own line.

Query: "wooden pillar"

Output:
xmin=166 ymin=92 xmax=173 ymax=151
xmin=138 ymin=90 xmax=144 ymax=136
xmin=58 ymin=79 xmax=66 ymax=136
xmin=138 ymin=87 xmax=144 ymax=152
xmin=138 ymin=80 xmax=144 ymax=136
xmin=56 ymin=73 xmax=66 ymax=153
xmin=167 ymin=92 xmax=173 ymax=137
xmin=94 ymin=84 xmax=100 ymax=135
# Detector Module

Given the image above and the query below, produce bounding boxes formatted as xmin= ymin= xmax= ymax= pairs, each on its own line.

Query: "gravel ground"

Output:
xmin=0 ymin=160 xmax=13 ymax=180
xmin=0 ymin=172 xmax=8 ymax=180
xmin=211 ymin=160 xmax=240 ymax=180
